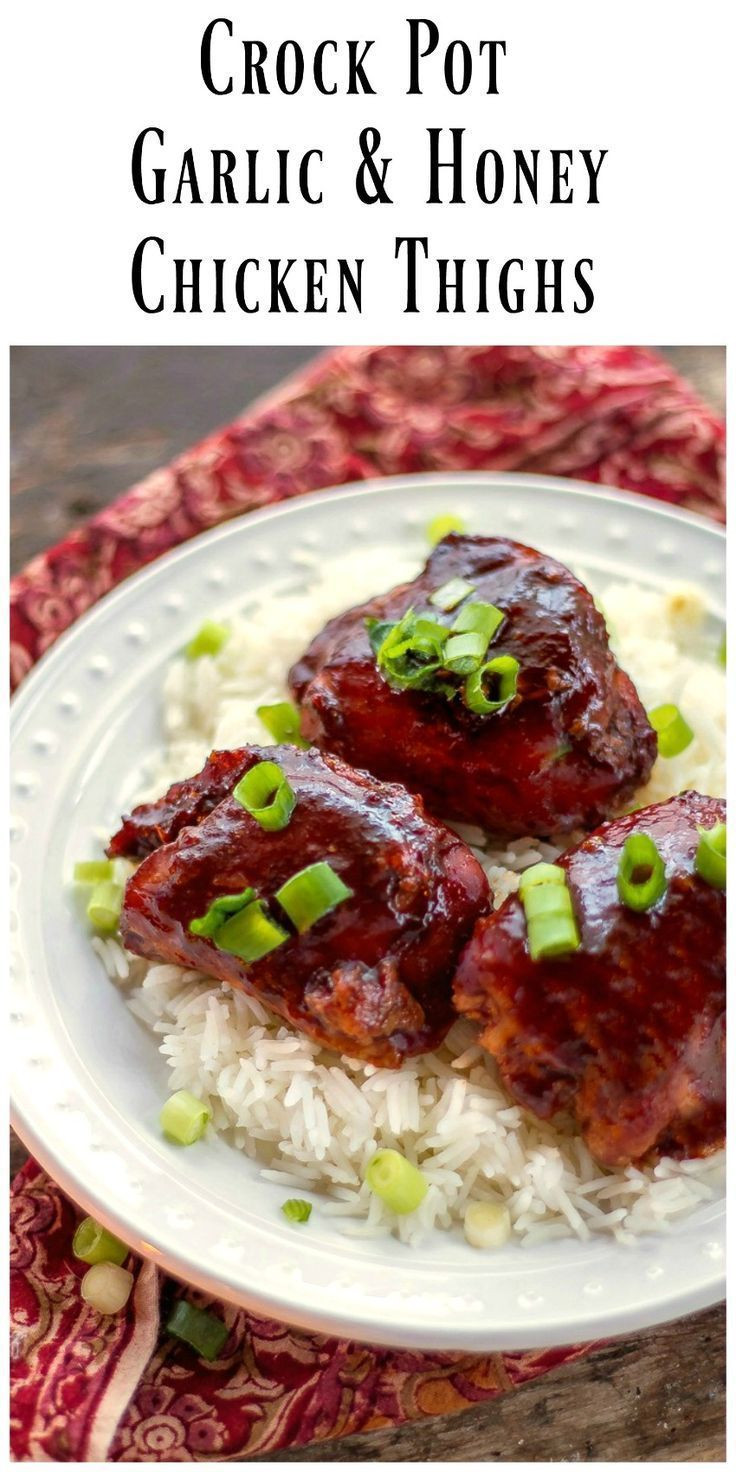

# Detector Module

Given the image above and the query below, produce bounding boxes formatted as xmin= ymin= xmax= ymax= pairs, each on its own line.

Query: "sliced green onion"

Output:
xmin=520 ymin=866 xmax=580 ymax=961
xmin=695 ymin=822 xmax=726 ymax=890
xmin=443 ymin=630 xmax=487 ymax=675
xmin=370 ymin=609 xmax=449 ymax=692
xmin=463 ymin=1201 xmax=512 ymax=1249
xmin=233 ymin=761 xmax=296 ymax=832
xmin=281 ymin=1198 xmax=312 ymax=1224
xmin=81 ymin=1263 xmax=134 ymax=1314
xmin=72 ymin=1217 xmax=128 ymax=1267
xmin=86 ymin=880 xmax=123 ymax=934
xmin=184 ymin=620 xmax=229 ymax=661
xmin=365 ymin=1149 xmax=428 ymax=1215
xmin=366 ymin=617 xmax=396 ymax=656
xmin=648 ymin=703 xmax=694 ymax=758
xmin=256 ymin=700 xmax=308 ymax=749
xmin=426 ymin=512 xmax=465 ymax=546
xmin=166 ymin=1300 xmax=229 ymax=1361
xmin=464 ymin=655 xmax=520 ymax=716
xmin=616 ymin=833 xmax=667 ymax=912
xmin=428 ymin=577 xmax=475 ymax=611
xmin=160 ymin=1089 xmax=211 ymax=1145
xmin=451 ymin=600 xmax=504 ymax=644
xmin=215 ymin=900 xmax=289 ymax=962
xmin=518 ymin=862 xmax=566 ymax=896
xmin=189 ymin=886 xmax=257 ymax=939
xmin=275 ymin=861 xmax=353 ymax=933
xmin=74 ymin=859 xmax=114 ymax=884
xmin=717 ymin=632 xmax=726 ymax=667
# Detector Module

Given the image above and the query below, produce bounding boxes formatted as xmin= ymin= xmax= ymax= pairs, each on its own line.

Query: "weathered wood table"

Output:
xmin=10 ymin=346 xmax=725 ymax=1462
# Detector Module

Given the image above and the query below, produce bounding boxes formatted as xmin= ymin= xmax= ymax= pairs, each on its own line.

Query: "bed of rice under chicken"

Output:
xmin=93 ymin=547 xmax=725 ymax=1247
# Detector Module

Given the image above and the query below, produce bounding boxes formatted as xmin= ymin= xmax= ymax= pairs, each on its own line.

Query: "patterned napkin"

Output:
xmin=10 ymin=346 xmax=725 ymax=1461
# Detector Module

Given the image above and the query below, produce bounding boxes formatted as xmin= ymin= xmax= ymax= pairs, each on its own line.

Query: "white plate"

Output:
xmin=10 ymin=472 xmax=726 ymax=1351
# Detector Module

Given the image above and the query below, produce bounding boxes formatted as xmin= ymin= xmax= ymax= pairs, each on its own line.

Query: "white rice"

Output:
xmin=95 ymin=549 xmax=725 ymax=1246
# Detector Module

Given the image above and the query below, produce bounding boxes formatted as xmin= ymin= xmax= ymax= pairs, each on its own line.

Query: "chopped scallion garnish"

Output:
xmin=256 ymin=701 xmax=308 ymax=749
xmin=616 ymin=833 xmax=667 ymax=912
xmin=443 ymin=630 xmax=487 ymax=675
xmin=166 ymin=1300 xmax=229 ymax=1361
xmin=160 ymin=1090 xmax=211 ymax=1145
xmin=365 ymin=1149 xmax=428 ymax=1215
xmin=275 ymin=861 xmax=353 ymax=933
xmin=189 ymin=886 xmax=257 ymax=939
xmin=184 ymin=620 xmax=229 ymax=660
xmin=648 ymin=703 xmax=694 ymax=758
xmin=717 ymin=632 xmax=726 ymax=667
xmin=281 ymin=1198 xmax=312 ymax=1224
xmin=74 ymin=860 xmax=114 ymax=884
xmin=428 ymin=577 xmax=475 ymax=611
xmin=451 ymin=600 xmax=504 ymax=644
xmin=464 ymin=655 xmax=520 ymax=715
xmin=519 ymin=863 xmax=580 ymax=961
xmin=216 ymin=900 xmax=289 ymax=962
xmin=81 ymin=1263 xmax=134 ymax=1315
xmin=233 ymin=761 xmax=296 ymax=832
xmin=695 ymin=822 xmax=726 ymax=890
xmin=518 ymin=861 xmax=566 ymax=896
xmin=72 ymin=1217 xmax=128 ymax=1267
xmin=86 ymin=880 xmax=124 ymax=934
xmin=369 ymin=609 xmax=449 ymax=692
xmin=426 ymin=513 xmax=465 ymax=546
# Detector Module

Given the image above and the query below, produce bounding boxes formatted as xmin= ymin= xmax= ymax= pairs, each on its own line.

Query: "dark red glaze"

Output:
xmin=453 ymin=792 xmax=725 ymax=1167
xmin=289 ymin=535 xmax=656 ymax=837
xmin=119 ymin=745 xmax=489 ymax=1066
xmin=109 ymin=749 xmax=251 ymax=859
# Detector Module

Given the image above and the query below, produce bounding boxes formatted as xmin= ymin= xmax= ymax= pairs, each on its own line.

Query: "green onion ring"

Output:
xmin=215 ymin=900 xmax=289 ymax=962
xmin=426 ymin=513 xmax=465 ymax=546
xmin=695 ymin=822 xmax=726 ymax=890
xmin=74 ymin=859 xmax=114 ymax=884
xmin=275 ymin=861 xmax=353 ymax=933
xmin=616 ymin=833 xmax=667 ymax=911
xmin=428 ymin=577 xmax=475 ymax=611
xmin=364 ymin=1149 xmax=428 ymax=1214
xmin=281 ymin=1198 xmax=313 ymax=1223
xmin=233 ymin=761 xmax=296 ymax=832
xmin=184 ymin=620 xmax=229 ymax=661
xmin=451 ymin=600 xmax=504 ymax=643
xmin=189 ymin=886 xmax=257 ymax=939
xmin=256 ymin=701 xmax=309 ymax=749
xmin=464 ymin=655 xmax=520 ymax=715
xmin=519 ymin=865 xmax=580 ymax=961
xmin=518 ymin=861 xmax=566 ymax=896
xmin=72 ymin=1217 xmax=128 ymax=1266
xmin=160 ymin=1090 xmax=212 ymax=1146
xmin=648 ymin=703 xmax=694 ymax=758
xmin=86 ymin=880 xmax=124 ymax=935
xmin=166 ymin=1300 xmax=229 ymax=1361
xmin=443 ymin=630 xmax=487 ymax=675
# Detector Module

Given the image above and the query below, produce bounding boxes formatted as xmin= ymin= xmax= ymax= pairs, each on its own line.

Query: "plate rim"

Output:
xmin=11 ymin=470 xmax=725 ymax=718
xmin=10 ymin=470 xmax=726 ymax=1350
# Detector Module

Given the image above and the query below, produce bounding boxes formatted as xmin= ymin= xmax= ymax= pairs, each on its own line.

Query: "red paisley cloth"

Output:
xmin=10 ymin=346 xmax=725 ymax=1462
xmin=10 ymin=345 xmax=724 ymax=686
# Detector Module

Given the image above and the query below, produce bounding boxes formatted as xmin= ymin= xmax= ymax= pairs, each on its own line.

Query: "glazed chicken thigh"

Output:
xmin=289 ymin=535 xmax=656 ymax=837
xmin=453 ymin=792 xmax=726 ymax=1167
xmin=114 ymin=745 xmax=489 ymax=1066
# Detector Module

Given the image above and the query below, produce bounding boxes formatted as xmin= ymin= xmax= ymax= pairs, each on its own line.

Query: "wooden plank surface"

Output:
xmin=9 ymin=345 xmax=726 ymax=1462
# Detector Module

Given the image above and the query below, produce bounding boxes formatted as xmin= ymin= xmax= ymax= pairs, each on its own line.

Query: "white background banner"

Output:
xmin=5 ymin=0 xmax=731 ymax=343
